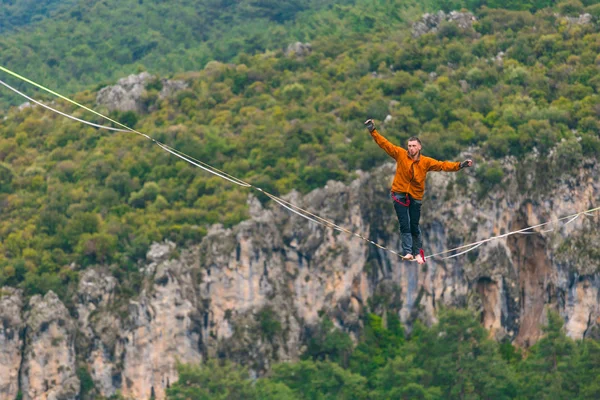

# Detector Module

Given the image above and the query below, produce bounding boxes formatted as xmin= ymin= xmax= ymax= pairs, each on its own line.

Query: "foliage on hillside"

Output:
xmin=166 ymin=309 xmax=600 ymax=400
xmin=0 ymin=0 xmax=424 ymax=106
xmin=1 ymin=2 xmax=600 ymax=297
xmin=0 ymin=0 xmax=79 ymax=33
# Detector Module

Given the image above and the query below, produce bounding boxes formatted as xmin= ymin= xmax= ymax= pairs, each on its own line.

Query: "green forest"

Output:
xmin=0 ymin=0 xmax=79 ymax=32
xmin=2 ymin=0 xmax=596 ymax=106
xmin=162 ymin=310 xmax=600 ymax=400
xmin=0 ymin=0 xmax=408 ymax=105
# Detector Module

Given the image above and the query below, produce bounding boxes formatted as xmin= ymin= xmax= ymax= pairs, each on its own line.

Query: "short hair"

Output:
xmin=407 ymin=136 xmax=422 ymax=145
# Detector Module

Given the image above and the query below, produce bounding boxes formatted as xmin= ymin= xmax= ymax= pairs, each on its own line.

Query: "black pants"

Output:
xmin=391 ymin=192 xmax=422 ymax=256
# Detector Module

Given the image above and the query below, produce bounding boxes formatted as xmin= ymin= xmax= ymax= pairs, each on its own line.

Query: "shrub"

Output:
xmin=558 ymin=0 xmax=585 ymax=15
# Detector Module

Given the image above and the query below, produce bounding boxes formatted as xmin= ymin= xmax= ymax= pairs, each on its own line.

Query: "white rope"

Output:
xmin=154 ymin=142 xmax=252 ymax=188
xmin=440 ymin=242 xmax=484 ymax=260
xmin=262 ymin=191 xmax=343 ymax=232
xmin=516 ymin=214 xmax=580 ymax=235
xmin=426 ymin=212 xmax=594 ymax=260
xmin=0 ymin=79 xmax=129 ymax=132
xmin=260 ymin=190 xmax=410 ymax=259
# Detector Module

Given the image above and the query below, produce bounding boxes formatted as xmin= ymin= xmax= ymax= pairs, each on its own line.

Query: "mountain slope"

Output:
xmin=0 ymin=0 xmax=79 ymax=33
xmin=1 ymin=5 xmax=600 ymax=295
xmin=0 ymin=0 xmax=425 ymax=106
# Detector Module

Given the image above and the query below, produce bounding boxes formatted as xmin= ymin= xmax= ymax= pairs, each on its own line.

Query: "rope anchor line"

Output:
xmin=1 ymin=65 xmax=598 ymax=263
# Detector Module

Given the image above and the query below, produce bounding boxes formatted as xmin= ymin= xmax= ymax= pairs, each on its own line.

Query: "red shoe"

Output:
xmin=416 ymin=249 xmax=426 ymax=264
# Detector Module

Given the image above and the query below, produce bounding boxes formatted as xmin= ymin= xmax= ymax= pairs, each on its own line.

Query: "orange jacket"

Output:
xmin=370 ymin=129 xmax=461 ymax=200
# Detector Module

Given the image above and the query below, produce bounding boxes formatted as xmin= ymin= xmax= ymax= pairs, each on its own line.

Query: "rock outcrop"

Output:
xmin=412 ymin=11 xmax=477 ymax=37
xmin=74 ymin=244 xmax=204 ymax=399
xmin=20 ymin=291 xmax=79 ymax=400
xmin=561 ymin=13 xmax=593 ymax=26
xmin=285 ymin=42 xmax=312 ymax=57
xmin=117 ymin=246 xmax=203 ymax=399
xmin=0 ymin=288 xmax=24 ymax=400
xmin=96 ymin=72 xmax=187 ymax=113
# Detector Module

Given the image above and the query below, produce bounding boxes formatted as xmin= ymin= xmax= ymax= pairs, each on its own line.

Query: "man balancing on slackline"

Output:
xmin=364 ymin=119 xmax=473 ymax=265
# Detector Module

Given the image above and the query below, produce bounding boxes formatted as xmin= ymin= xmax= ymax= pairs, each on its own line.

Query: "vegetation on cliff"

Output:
xmin=2 ymin=1 xmax=600 ymax=296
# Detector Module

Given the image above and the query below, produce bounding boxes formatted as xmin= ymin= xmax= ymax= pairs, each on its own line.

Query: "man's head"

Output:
xmin=407 ymin=136 xmax=422 ymax=158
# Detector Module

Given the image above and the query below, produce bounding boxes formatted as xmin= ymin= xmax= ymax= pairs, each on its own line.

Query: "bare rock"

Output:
xmin=21 ymin=291 xmax=79 ymax=400
xmin=412 ymin=10 xmax=476 ymax=37
xmin=247 ymin=194 xmax=264 ymax=219
xmin=285 ymin=42 xmax=312 ymax=57
xmin=118 ymin=253 xmax=203 ymax=400
xmin=565 ymin=277 xmax=599 ymax=339
xmin=562 ymin=13 xmax=593 ymax=26
xmin=96 ymin=72 xmax=153 ymax=113
xmin=159 ymin=79 xmax=188 ymax=100
xmin=18 ymin=102 xmax=32 ymax=111
xmin=96 ymin=73 xmax=187 ymax=113
xmin=448 ymin=10 xmax=477 ymax=29
xmin=146 ymin=241 xmax=177 ymax=263
xmin=495 ymin=51 xmax=505 ymax=67
xmin=75 ymin=269 xmax=121 ymax=398
xmin=0 ymin=288 xmax=24 ymax=400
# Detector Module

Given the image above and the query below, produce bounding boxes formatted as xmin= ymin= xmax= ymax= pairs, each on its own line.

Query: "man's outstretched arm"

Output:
xmin=427 ymin=158 xmax=473 ymax=172
xmin=365 ymin=119 xmax=401 ymax=159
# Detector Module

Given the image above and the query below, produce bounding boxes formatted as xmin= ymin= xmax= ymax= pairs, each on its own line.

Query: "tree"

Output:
xmin=577 ymin=339 xmax=600 ymax=399
xmin=167 ymin=360 xmax=258 ymax=400
xmin=518 ymin=310 xmax=578 ymax=399
xmin=0 ymin=163 xmax=13 ymax=193
xmin=254 ymin=380 xmax=298 ymax=400
xmin=270 ymin=360 xmax=368 ymax=400
xmin=302 ymin=316 xmax=353 ymax=367
xmin=371 ymin=356 xmax=442 ymax=400
xmin=349 ymin=313 xmax=405 ymax=379
xmin=245 ymin=0 xmax=310 ymax=22
xmin=413 ymin=309 xmax=518 ymax=399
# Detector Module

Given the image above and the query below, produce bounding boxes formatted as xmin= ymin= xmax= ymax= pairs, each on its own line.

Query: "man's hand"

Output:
xmin=460 ymin=159 xmax=473 ymax=169
xmin=364 ymin=119 xmax=376 ymax=133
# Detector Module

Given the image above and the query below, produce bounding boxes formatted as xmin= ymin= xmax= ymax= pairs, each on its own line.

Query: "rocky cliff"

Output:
xmin=1 ymin=155 xmax=598 ymax=399
xmin=0 ymin=288 xmax=23 ymax=400
xmin=96 ymin=72 xmax=187 ymax=113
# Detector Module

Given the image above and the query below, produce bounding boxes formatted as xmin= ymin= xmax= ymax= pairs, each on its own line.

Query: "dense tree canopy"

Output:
xmin=0 ymin=0 xmax=419 ymax=106
xmin=0 ymin=0 xmax=79 ymax=33
xmin=166 ymin=309 xmax=599 ymax=400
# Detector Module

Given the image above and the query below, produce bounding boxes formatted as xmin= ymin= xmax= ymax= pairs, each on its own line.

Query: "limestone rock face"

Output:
xmin=159 ymin=79 xmax=188 ymax=100
xmin=117 ymin=250 xmax=203 ymax=399
xmin=412 ymin=10 xmax=477 ymax=37
xmin=96 ymin=72 xmax=187 ymax=113
xmin=0 ymin=288 xmax=24 ymax=400
xmin=562 ymin=13 xmax=593 ymax=26
xmin=20 ymin=291 xmax=79 ymax=400
xmin=4 ymin=154 xmax=600 ymax=400
xmin=75 ymin=268 xmax=119 ymax=397
xmin=285 ymin=42 xmax=312 ymax=57
xmin=96 ymin=72 xmax=153 ymax=113
xmin=72 ymin=244 xmax=203 ymax=400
